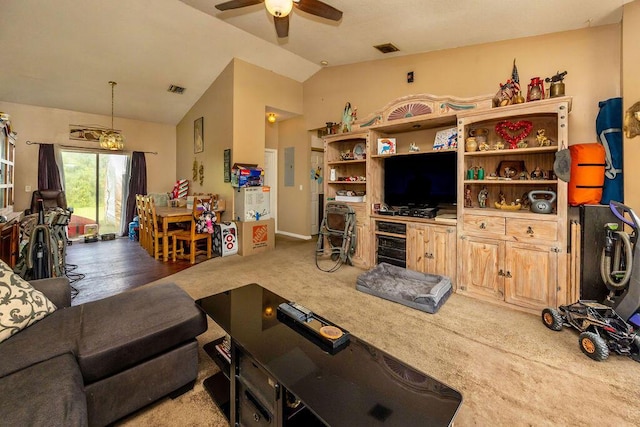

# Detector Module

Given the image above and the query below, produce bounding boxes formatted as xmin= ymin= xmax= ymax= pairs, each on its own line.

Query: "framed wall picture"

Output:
xmin=224 ymin=149 xmax=231 ymax=182
xmin=194 ymin=117 xmax=204 ymax=153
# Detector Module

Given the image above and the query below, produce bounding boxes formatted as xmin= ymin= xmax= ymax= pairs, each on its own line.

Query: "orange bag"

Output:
xmin=568 ymin=143 xmax=606 ymax=206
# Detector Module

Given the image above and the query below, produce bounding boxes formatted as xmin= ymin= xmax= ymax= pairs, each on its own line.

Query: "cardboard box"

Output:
xmin=377 ymin=138 xmax=396 ymax=155
xmin=234 ymin=186 xmax=270 ymax=222
xmin=237 ymin=218 xmax=275 ymax=256
xmin=231 ymin=163 xmax=264 ymax=188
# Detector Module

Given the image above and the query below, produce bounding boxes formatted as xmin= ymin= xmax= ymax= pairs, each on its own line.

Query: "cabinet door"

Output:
xmin=406 ymin=224 xmax=426 ymax=272
xmin=503 ymin=241 xmax=557 ymax=310
xmin=0 ymin=223 xmax=18 ymax=268
xmin=408 ymin=224 xmax=456 ymax=284
xmin=458 ymin=236 xmax=504 ymax=301
xmin=351 ymin=222 xmax=370 ymax=269
xmin=430 ymin=225 xmax=457 ymax=284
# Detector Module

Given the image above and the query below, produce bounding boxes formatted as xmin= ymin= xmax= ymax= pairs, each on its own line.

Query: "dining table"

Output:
xmin=153 ymin=206 xmax=224 ymax=262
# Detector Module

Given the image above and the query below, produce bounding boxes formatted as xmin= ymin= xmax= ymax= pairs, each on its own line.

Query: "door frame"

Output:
xmin=264 ymin=148 xmax=278 ymax=231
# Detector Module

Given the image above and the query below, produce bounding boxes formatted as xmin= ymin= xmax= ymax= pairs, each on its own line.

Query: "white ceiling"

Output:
xmin=0 ymin=0 xmax=631 ymax=125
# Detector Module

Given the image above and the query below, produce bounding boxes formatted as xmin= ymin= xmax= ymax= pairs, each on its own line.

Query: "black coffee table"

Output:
xmin=197 ymin=284 xmax=462 ymax=426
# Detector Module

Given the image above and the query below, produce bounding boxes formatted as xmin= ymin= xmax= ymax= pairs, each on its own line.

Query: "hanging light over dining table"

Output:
xmin=100 ymin=81 xmax=125 ymax=150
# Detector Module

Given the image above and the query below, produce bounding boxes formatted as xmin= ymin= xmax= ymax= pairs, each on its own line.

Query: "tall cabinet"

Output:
xmin=456 ymin=97 xmax=571 ymax=312
xmin=0 ymin=114 xmax=19 ymax=268
xmin=323 ymin=131 xmax=370 ymax=268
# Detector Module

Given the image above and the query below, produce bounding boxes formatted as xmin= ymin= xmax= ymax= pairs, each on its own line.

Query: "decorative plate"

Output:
xmin=353 ymin=143 xmax=366 ymax=159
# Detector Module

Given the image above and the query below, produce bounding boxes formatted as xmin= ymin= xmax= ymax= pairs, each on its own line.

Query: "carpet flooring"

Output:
xmin=116 ymin=236 xmax=640 ymax=426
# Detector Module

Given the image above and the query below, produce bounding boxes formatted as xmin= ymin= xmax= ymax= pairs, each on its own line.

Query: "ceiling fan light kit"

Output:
xmin=99 ymin=81 xmax=125 ymax=151
xmin=215 ymin=0 xmax=342 ymax=38
xmin=265 ymin=0 xmax=293 ymax=17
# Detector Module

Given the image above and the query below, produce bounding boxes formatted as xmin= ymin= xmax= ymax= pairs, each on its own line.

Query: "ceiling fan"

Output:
xmin=215 ymin=0 xmax=343 ymax=38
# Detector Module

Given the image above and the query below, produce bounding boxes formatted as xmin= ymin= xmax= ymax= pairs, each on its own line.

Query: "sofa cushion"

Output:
xmin=77 ymin=282 xmax=207 ymax=383
xmin=0 ymin=353 xmax=88 ymax=427
xmin=0 ymin=260 xmax=57 ymax=344
xmin=0 ymin=306 xmax=81 ymax=379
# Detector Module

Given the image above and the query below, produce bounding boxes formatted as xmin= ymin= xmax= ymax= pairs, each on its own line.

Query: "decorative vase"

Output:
xmin=465 ymin=137 xmax=478 ymax=152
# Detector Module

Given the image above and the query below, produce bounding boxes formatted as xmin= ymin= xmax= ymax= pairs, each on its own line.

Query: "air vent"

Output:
xmin=167 ymin=85 xmax=186 ymax=94
xmin=373 ymin=43 xmax=400 ymax=54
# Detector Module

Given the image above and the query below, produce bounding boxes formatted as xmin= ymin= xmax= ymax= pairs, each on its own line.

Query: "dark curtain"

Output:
xmin=37 ymin=144 xmax=62 ymax=190
xmin=122 ymin=151 xmax=147 ymax=236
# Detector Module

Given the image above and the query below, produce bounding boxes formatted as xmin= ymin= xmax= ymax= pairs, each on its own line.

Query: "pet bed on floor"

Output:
xmin=356 ymin=263 xmax=452 ymax=314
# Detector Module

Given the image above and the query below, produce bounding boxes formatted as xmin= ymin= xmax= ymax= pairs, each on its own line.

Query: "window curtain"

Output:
xmin=122 ymin=151 xmax=147 ymax=236
xmin=37 ymin=144 xmax=63 ymax=190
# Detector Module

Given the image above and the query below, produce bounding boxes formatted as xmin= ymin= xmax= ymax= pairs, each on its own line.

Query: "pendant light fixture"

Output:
xmin=99 ymin=81 xmax=125 ymax=151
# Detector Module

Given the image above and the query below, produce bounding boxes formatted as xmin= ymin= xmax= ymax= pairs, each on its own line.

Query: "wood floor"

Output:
xmin=66 ymin=237 xmax=199 ymax=305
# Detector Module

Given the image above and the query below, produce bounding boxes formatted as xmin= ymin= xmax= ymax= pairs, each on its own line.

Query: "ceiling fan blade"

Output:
xmin=215 ymin=0 xmax=263 ymax=11
xmin=294 ymin=0 xmax=342 ymax=21
xmin=274 ymin=15 xmax=289 ymax=38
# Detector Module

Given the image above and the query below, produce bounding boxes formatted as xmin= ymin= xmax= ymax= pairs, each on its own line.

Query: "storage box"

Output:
xmin=377 ymin=138 xmax=396 ymax=155
xmin=234 ymin=186 xmax=270 ymax=222
xmin=335 ymin=195 xmax=365 ymax=202
xmin=237 ymin=218 xmax=275 ymax=256
xmin=212 ymin=221 xmax=238 ymax=257
xmin=231 ymin=163 xmax=264 ymax=188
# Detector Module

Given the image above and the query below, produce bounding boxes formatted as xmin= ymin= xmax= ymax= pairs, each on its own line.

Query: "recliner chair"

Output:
xmin=28 ymin=189 xmax=69 ymax=215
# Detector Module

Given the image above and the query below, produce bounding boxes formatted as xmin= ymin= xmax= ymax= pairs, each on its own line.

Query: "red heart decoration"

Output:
xmin=495 ymin=120 xmax=533 ymax=149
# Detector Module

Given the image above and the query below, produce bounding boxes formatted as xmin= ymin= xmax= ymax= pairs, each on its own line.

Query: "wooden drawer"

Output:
xmin=506 ymin=218 xmax=558 ymax=241
xmin=463 ymin=214 xmax=505 ymax=235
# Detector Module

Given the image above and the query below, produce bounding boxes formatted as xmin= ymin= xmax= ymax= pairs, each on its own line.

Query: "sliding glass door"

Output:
xmin=61 ymin=150 xmax=129 ymax=239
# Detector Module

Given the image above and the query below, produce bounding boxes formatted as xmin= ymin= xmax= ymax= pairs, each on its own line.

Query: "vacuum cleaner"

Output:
xmin=600 ymin=201 xmax=640 ymax=326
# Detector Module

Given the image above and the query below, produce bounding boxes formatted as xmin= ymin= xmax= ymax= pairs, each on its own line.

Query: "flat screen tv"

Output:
xmin=383 ymin=151 xmax=457 ymax=208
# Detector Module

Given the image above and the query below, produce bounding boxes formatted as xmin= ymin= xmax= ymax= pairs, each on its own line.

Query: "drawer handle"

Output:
xmin=479 ymin=222 xmax=487 ymax=230
xmin=498 ymin=269 xmax=504 ymax=276
xmin=505 ymin=271 xmax=512 ymax=278
xmin=426 ymin=252 xmax=434 ymax=259
xmin=527 ymin=226 xmax=534 ymax=235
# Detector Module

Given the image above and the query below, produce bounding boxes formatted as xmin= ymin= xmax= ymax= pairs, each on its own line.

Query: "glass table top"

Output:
xmin=197 ymin=284 xmax=462 ymax=427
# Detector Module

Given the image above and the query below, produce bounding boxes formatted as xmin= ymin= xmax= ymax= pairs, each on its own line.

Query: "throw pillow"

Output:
xmin=0 ymin=261 xmax=56 ymax=344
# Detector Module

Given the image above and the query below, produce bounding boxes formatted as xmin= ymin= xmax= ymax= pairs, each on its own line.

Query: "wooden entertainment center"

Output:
xmin=323 ymin=94 xmax=572 ymax=313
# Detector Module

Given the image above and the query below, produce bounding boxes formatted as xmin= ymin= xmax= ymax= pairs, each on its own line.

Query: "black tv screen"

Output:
xmin=384 ymin=151 xmax=457 ymax=208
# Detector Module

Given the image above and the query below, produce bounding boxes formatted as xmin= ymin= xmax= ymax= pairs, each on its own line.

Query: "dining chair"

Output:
xmin=147 ymin=197 xmax=181 ymax=261
xmin=174 ymin=196 xmax=213 ymax=264
xmin=135 ymin=195 xmax=149 ymax=252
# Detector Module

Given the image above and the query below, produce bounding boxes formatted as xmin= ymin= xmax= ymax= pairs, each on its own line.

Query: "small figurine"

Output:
xmin=536 ymin=129 xmax=551 ymax=146
xmin=342 ymin=102 xmax=354 ymax=133
xmin=478 ymin=186 xmax=489 ymax=208
xmin=464 ymin=185 xmax=473 ymax=208
xmin=530 ymin=166 xmax=544 ymax=180
xmin=494 ymin=141 xmax=505 ymax=150
xmin=519 ymin=171 xmax=529 ymax=180
xmin=498 ymin=191 xmax=506 ymax=205
xmin=516 ymin=140 xmax=528 ymax=149
xmin=409 ymin=142 xmax=420 ymax=152
xmin=479 ymin=141 xmax=491 ymax=151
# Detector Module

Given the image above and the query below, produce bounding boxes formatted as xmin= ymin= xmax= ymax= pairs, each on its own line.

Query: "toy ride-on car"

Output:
xmin=541 ymin=301 xmax=640 ymax=361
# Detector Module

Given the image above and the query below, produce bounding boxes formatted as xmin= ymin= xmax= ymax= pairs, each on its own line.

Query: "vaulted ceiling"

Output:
xmin=0 ymin=0 xmax=631 ymax=125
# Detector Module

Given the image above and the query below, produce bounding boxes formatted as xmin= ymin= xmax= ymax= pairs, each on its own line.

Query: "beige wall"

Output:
xmin=0 ymin=100 xmax=176 ymax=212
xmin=277 ymin=116 xmax=311 ymax=236
xmin=176 ymin=61 xmax=235 ymax=220
xmin=623 ymin=1 xmax=640 ymax=211
xmin=303 ymin=25 xmax=622 ymax=146
xmin=176 ymin=58 xmax=304 ymax=228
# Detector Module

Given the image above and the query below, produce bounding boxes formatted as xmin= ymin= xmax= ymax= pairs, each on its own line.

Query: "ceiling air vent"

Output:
xmin=167 ymin=85 xmax=186 ymax=94
xmin=374 ymin=43 xmax=400 ymax=54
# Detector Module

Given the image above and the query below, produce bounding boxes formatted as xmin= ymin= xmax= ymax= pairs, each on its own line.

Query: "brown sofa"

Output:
xmin=0 ymin=278 xmax=207 ymax=426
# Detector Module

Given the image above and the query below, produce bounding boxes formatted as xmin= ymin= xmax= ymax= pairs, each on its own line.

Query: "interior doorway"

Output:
xmin=61 ymin=150 xmax=129 ymax=239
xmin=264 ymin=148 xmax=278 ymax=231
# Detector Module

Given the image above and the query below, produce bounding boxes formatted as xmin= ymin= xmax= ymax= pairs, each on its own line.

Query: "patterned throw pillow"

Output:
xmin=0 ymin=261 xmax=57 ymax=344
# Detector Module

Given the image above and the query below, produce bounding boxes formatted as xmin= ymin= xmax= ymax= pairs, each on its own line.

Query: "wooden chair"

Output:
xmin=174 ymin=196 xmax=213 ymax=264
xmin=147 ymin=197 xmax=181 ymax=261
xmin=135 ymin=195 xmax=149 ymax=252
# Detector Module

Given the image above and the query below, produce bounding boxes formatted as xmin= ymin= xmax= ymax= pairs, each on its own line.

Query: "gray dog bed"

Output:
xmin=356 ymin=263 xmax=452 ymax=313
